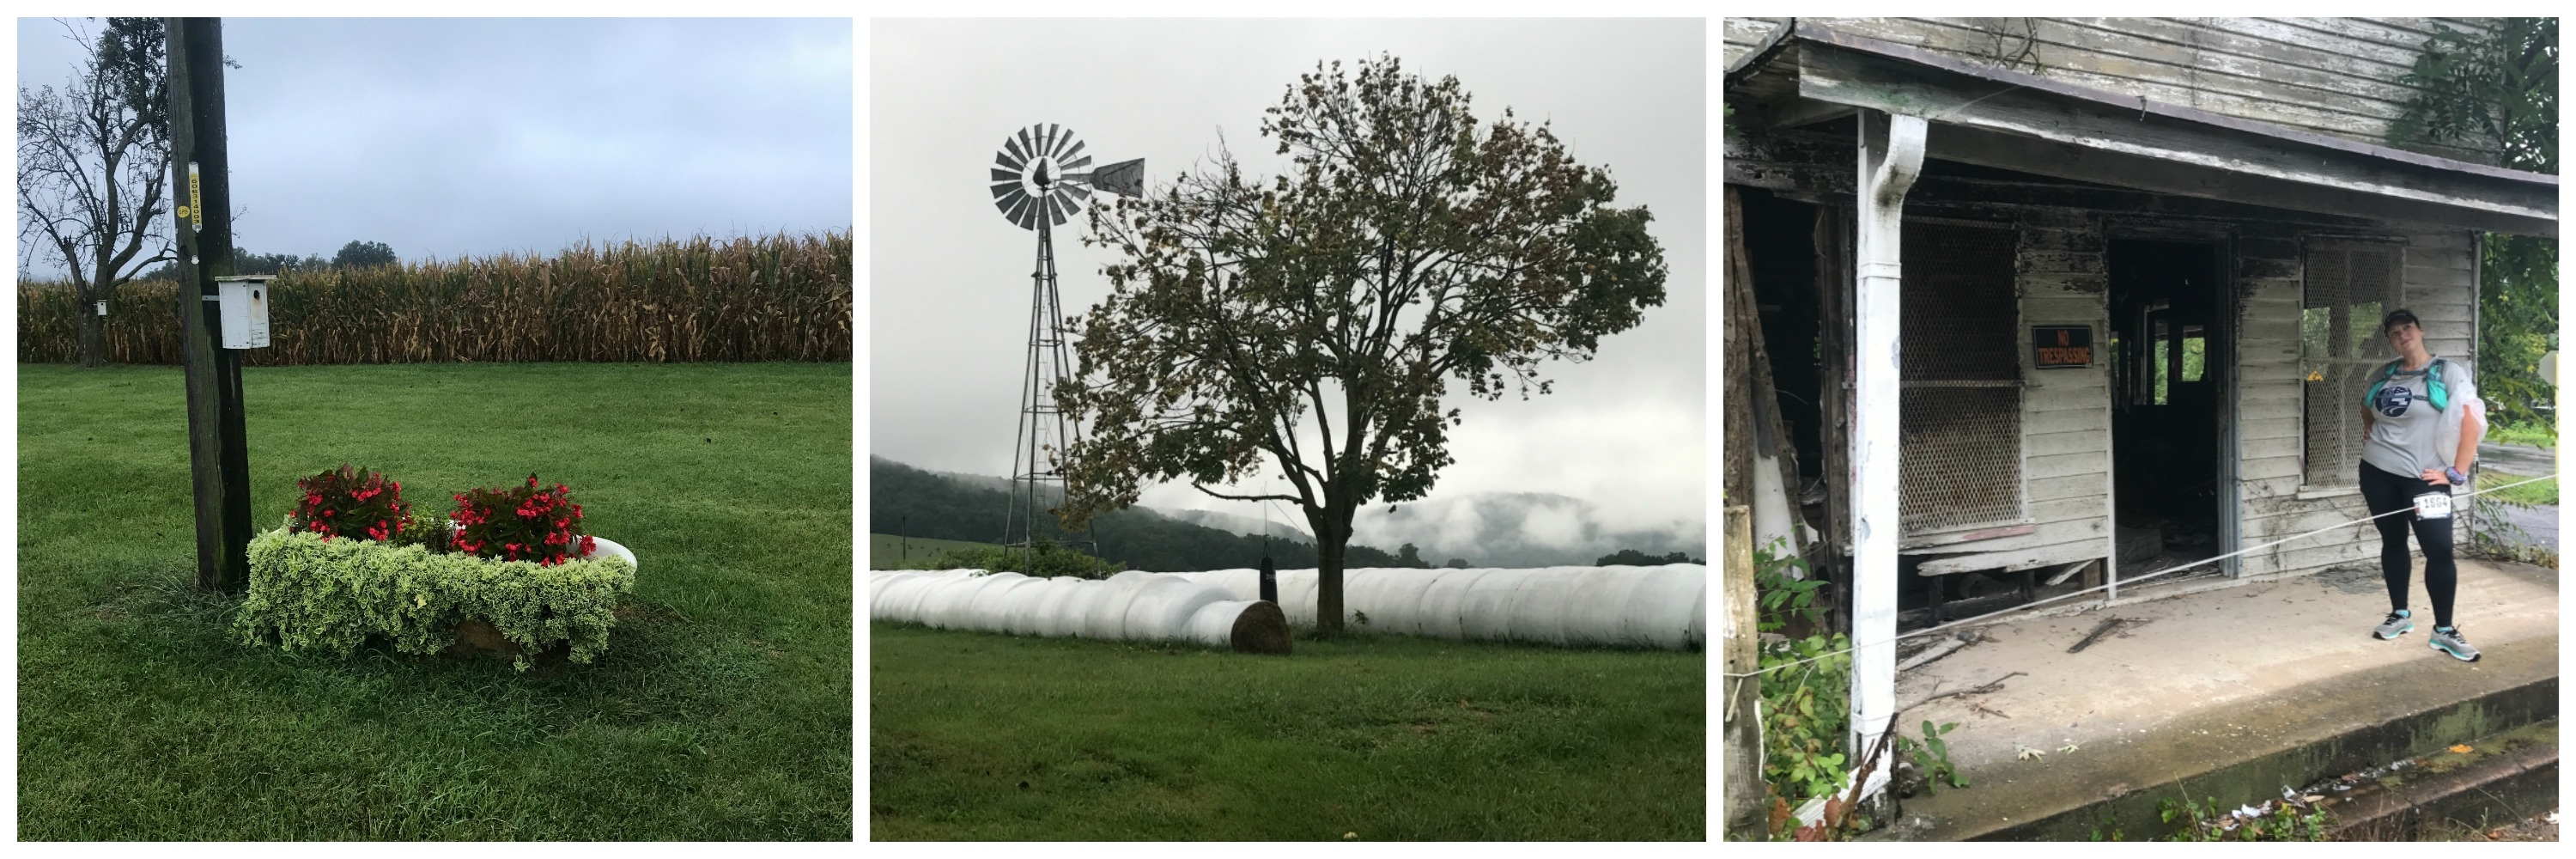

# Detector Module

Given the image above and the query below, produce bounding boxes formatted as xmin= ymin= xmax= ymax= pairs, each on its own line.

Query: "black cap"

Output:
xmin=2380 ymin=308 xmax=2421 ymax=333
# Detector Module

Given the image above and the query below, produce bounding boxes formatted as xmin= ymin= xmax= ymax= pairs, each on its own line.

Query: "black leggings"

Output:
xmin=2356 ymin=461 xmax=2457 ymax=628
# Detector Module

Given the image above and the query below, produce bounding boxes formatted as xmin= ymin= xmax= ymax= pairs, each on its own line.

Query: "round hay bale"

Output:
xmin=1229 ymin=600 xmax=1293 ymax=655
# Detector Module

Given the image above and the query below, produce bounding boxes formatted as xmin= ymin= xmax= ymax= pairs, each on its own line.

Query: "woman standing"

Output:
xmin=2358 ymin=309 xmax=2483 ymax=662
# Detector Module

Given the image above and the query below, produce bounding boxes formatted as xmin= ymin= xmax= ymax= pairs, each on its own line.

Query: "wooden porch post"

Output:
xmin=1850 ymin=110 xmax=1924 ymax=797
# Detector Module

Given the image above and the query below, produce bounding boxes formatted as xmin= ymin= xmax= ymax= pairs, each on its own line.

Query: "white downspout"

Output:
xmin=1850 ymin=110 xmax=1926 ymax=801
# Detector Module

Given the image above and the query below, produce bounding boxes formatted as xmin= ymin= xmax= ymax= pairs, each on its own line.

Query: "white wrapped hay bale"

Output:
xmin=867 ymin=569 xmax=1290 ymax=654
xmin=1169 ymin=564 xmax=1705 ymax=649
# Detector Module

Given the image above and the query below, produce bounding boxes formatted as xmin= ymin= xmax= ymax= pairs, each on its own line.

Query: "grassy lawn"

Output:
xmin=18 ymin=362 xmax=852 ymax=840
xmin=2482 ymin=472 xmax=2558 ymax=506
xmin=869 ymin=622 xmax=1705 ymax=840
xmin=868 ymin=533 xmax=999 ymax=570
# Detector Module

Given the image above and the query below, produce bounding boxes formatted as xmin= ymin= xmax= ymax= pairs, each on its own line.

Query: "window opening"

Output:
xmin=1898 ymin=222 xmax=2023 ymax=531
xmin=2154 ymin=319 xmax=2172 ymax=405
xmin=2181 ymin=325 xmax=2206 ymax=382
xmin=2301 ymin=242 xmax=2400 ymax=486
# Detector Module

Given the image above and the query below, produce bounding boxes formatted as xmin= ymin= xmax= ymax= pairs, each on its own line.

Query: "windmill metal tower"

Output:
xmin=987 ymin=124 xmax=1143 ymax=567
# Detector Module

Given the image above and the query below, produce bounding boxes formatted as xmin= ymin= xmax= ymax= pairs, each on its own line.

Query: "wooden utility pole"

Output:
xmin=168 ymin=17 xmax=252 ymax=593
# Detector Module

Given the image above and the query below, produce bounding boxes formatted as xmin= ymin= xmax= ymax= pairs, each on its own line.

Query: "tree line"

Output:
xmin=131 ymin=240 xmax=398 ymax=281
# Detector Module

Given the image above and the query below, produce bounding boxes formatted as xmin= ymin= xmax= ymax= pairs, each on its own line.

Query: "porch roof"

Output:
xmin=1724 ymin=20 xmax=2557 ymax=237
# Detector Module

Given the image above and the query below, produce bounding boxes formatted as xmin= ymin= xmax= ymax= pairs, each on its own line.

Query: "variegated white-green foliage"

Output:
xmin=237 ymin=528 xmax=635 ymax=671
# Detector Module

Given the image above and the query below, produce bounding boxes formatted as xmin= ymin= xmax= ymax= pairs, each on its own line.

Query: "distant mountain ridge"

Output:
xmin=1168 ymin=508 xmax=1315 ymax=545
xmin=868 ymin=457 xmax=1400 ymax=571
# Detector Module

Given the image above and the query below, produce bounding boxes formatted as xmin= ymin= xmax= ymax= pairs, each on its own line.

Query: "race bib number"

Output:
xmin=2413 ymin=491 xmax=2452 ymax=521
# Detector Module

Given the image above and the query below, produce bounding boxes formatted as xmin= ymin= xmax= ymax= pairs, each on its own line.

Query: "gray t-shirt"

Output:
xmin=2360 ymin=356 xmax=2473 ymax=478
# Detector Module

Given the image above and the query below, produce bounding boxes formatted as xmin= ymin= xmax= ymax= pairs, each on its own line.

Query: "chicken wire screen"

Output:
xmin=1899 ymin=387 xmax=2025 ymax=529
xmin=1902 ymin=224 xmax=2022 ymax=381
xmin=1898 ymin=222 xmax=2023 ymax=531
xmin=2301 ymin=243 xmax=2400 ymax=487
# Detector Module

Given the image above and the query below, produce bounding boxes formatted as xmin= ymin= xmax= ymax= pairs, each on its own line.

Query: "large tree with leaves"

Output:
xmin=1056 ymin=56 xmax=1668 ymax=631
xmin=16 ymin=18 xmax=173 ymax=369
xmin=2391 ymin=17 xmax=2557 ymax=424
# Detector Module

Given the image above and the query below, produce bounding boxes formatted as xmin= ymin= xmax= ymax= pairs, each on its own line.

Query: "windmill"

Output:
xmin=988 ymin=124 xmax=1143 ymax=567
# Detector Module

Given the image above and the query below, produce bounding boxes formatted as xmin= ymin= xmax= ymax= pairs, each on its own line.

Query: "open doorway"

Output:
xmin=2109 ymin=239 xmax=2232 ymax=582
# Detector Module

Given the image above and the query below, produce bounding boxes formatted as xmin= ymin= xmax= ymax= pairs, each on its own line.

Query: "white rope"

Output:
xmin=1722 ymin=471 xmax=2557 ymax=679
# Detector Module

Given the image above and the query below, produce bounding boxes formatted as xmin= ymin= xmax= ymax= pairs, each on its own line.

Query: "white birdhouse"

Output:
xmin=210 ymin=275 xmax=272 ymax=349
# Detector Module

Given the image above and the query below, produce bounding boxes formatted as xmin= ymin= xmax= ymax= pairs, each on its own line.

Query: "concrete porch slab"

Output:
xmin=1874 ymin=558 xmax=2557 ymax=840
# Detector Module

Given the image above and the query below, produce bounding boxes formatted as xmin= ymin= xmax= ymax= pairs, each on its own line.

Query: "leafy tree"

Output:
xmin=1394 ymin=543 xmax=1426 ymax=569
xmin=2391 ymin=18 xmax=2557 ymax=423
xmin=17 ymin=17 xmax=173 ymax=369
xmin=1058 ymin=56 xmax=1668 ymax=630
xmin=333 ymin=240 xmax=398 ymax=269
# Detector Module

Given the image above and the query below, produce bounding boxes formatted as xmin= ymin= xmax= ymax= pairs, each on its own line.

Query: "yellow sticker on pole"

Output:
xmin=187 ymin=161 xmax=202 ymax=232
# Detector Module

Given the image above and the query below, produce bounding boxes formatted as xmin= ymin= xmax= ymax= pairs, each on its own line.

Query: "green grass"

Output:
xmin=18 ymin=362 xmax=852 ymax=840
xmin=2486 ymin=419 xmax=2557 ymax=448
xmin=868 ymin=533 xmax=999 ymax=570
xmin=2482 ymin=472 xmax=2558 ymax=506
xmin=869 ymin=622 xmax=1705 ymax=840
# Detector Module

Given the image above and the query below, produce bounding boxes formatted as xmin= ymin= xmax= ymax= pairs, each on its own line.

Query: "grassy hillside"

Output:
xmin=869 ymin=533 xmax=1001 ymax=570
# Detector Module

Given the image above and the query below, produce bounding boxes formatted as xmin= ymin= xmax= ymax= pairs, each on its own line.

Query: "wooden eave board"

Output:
xmin=1730 ymin=22 xmax=2555 ymax=237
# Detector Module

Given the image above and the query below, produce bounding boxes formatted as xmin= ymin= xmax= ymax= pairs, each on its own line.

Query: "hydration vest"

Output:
xmin=2366 ymin=356 xmax=2449 ymax=412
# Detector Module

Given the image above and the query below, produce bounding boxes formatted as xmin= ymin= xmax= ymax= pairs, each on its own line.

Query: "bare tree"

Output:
xmin=17 ymin=18 xmax=173 ymax=368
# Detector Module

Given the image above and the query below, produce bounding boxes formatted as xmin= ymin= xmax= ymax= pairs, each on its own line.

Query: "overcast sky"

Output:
xmin=15 ymin=17 xmax=851 ymax=276
xmin=869 ymin=19 xmax=1707 ymax=558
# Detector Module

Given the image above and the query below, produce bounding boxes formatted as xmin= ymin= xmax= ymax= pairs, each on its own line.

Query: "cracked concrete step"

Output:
xmin=2323 ymin=719 xmax=2557 ymax=841
xmin=1869 ymin=558 xmax=2557 ymax=841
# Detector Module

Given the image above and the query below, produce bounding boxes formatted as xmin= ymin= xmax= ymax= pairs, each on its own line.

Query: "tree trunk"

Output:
xmin=1314 ymin=505 xmax=1348 ymax=632
xmin=77 ymin=286 xmax=107 ymax=369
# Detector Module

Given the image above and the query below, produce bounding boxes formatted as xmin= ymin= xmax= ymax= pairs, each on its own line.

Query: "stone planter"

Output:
xmin=240 ymin=521 xmax=635 ymax=671
xmin=450 ymin=535 xmax=636 ymax=659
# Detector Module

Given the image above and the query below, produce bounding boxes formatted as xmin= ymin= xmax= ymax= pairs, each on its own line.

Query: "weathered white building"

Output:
xmin=1721 ymin=16 xmax=2554 ymax=806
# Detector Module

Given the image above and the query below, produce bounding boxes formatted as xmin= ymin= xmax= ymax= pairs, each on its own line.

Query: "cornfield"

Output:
xmin=19 ymin=231 xmax=852 ymax=364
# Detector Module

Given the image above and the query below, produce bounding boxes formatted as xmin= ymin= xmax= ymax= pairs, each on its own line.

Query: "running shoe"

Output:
xmin=2430 ymin=626 xmax=2480 ymax=662
xmin=2372 ymin=610 xmax=2413 ymax=640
